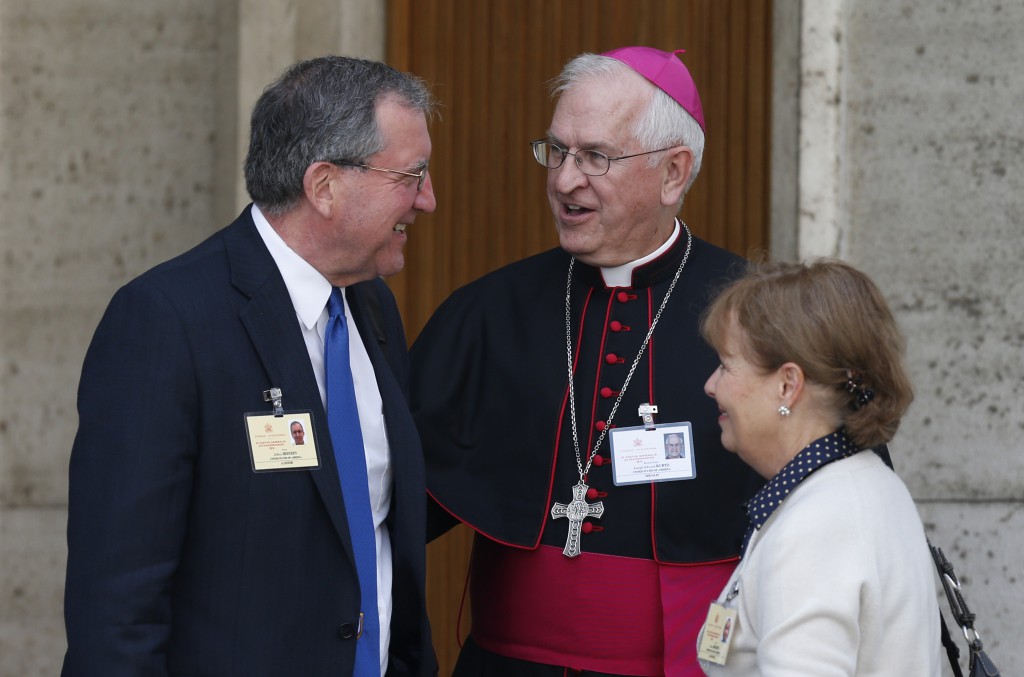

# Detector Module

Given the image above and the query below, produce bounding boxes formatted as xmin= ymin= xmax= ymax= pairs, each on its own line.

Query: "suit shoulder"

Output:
xmin=122 ymin=226 xmax=233 ymax=294
xmin=101 ymin=217 xmax=264 ymax=330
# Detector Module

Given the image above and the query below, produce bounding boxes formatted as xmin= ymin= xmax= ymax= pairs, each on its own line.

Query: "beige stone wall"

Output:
xmin=1 ymin=2 xmax=223 ymax=672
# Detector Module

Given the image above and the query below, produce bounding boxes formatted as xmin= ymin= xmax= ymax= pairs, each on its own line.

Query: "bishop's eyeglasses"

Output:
xmin=330 ymin=159 xmax=429 ymax=191
xmin=530 ymin=139 xmax=675 ymax=177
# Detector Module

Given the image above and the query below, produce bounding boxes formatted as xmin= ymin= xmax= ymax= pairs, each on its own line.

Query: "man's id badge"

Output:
xmin=608 ymin=422 xmax=696 ymax=485
xmin=697 ymin=602 xmax=737 ymax=665
xmin=244 ymin=410 xmax=320 ymax=472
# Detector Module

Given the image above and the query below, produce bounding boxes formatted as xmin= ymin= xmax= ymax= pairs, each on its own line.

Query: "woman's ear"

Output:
xmin=778 ymin=362 xmax=806 ymax=407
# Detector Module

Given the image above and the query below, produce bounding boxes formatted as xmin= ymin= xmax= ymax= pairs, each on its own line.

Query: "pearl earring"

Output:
xmin=778 ymin=405 xmax=791 ymax=417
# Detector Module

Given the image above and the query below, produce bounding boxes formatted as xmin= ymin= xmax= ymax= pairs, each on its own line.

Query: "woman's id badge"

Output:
xmin=697 ymin=602 xmax=737 ymax=665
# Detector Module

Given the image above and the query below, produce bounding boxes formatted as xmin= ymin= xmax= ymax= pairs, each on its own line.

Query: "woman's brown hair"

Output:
xmin=700 ymin=259 xmax=914 ymax=449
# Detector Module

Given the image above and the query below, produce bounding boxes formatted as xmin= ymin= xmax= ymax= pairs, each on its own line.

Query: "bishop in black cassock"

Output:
xmin=411 ymin=46 xmax=762 ymax=676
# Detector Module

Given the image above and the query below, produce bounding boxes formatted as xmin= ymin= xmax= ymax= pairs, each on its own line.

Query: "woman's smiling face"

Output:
xmin=703 ymin=318 xmax=781 ymax=473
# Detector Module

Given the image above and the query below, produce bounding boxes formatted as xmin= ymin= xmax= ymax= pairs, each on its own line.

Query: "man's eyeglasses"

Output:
xmin=330 ymin=159 xmax=428 ymax=191
xmin=530 ymin=140 xmax=675 ymax=177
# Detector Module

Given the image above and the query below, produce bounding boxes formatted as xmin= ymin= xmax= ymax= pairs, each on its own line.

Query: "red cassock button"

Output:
xmin=581 ymin=522 xmax=595 ymax=534
xmin=595 ymin=421 xmax=606 ymax=432
xmin=600 ymin=386 xmax=614 ymax=398
xmin=605 ymin=353 xmax=619 ymax=365
xmin=617 ymin=291 xmax=630 ymax=303
xmin=592 ymin=454 xmax=606 ymax=466
xmin=609 ymin=320 xmax=623 ymax=332
xmin=586 ymin=487 xmax=599 ymax=500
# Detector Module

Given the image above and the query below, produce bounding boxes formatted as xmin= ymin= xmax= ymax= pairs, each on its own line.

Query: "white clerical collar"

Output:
xmin=251 ymin=204 xmax=334 ymax=330
xmin=600 ymin=219 xmax=681 ymax=288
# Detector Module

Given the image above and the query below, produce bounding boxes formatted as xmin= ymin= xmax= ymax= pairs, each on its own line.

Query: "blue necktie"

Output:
xmin=325 ymin=288 xmax=381 ymax=676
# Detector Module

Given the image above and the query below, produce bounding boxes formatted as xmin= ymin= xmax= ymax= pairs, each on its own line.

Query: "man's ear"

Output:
xmin=661 ymin=146 xmax=694 ymax=207
xmin=303 ymin=161 xmax=336 ymax=218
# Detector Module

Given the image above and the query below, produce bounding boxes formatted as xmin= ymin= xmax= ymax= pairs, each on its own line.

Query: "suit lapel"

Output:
xmin=222 ymin=211 xmax=356 ymax=556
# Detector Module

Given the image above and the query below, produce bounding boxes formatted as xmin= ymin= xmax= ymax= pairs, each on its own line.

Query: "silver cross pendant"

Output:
xmin=550 ymin=481 xmax=605 ymax=558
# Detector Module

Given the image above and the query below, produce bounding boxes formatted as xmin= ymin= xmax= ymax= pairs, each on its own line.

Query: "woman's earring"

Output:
xmin=778 ymin=405 xmax=791 ymax=417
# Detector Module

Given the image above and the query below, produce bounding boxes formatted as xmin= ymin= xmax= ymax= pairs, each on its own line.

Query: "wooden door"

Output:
xmin=386 ymin=2 xmax=772 ymax=673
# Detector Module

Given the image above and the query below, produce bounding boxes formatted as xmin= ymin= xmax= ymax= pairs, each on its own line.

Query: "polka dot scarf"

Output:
xmin=739 ymin=430 xmax=860 ymax=557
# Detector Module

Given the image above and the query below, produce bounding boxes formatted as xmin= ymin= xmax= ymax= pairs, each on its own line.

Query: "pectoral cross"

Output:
xmin=550 ymin=481 xmax=605 ymax=558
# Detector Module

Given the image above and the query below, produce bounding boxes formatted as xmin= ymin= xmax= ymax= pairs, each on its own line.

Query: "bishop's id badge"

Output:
xmin=608 ymin=421 xmax=696 ymax=486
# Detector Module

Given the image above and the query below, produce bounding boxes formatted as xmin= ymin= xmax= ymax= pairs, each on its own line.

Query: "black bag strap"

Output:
xmin=931 ymin=542 xmax=965 ymax=677
xmin=930 ymin=541 xmax=1001 ymax=677
xmin=939 ymin=613 xmax=964 ymax=677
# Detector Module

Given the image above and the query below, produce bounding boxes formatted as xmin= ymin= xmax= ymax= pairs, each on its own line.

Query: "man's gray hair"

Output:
xmin=551 ymin=53 xmax=705 ymax=197
xmin=244 ymin=55 xmax=436 ymax=215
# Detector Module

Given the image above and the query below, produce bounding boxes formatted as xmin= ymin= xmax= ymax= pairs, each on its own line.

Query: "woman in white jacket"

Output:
xmin=696 ymin=259 xmax=941 ymax=676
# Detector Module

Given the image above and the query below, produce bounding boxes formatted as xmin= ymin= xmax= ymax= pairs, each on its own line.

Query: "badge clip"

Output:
xmin=638 ymin=402 xmax=659 ymax=430
xmin=263 ymin=387 xmax=284 ymax=417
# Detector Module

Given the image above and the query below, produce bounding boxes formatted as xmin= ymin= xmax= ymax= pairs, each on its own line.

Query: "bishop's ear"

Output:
xmin=660 ymin=146 xmax=694 ymax=207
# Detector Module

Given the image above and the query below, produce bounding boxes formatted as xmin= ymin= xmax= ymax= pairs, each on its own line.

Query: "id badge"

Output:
xmin=608 ymin=422 xmax=696 ymax=486
xmin=244 ymin=410 xmax=320 ymax=472
xmin=697 ymin=602 xmax=737 ymax=665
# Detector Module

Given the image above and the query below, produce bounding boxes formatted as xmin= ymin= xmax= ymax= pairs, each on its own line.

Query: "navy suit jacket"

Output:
xmin=63 ymin=207 xmax=434 ymax=676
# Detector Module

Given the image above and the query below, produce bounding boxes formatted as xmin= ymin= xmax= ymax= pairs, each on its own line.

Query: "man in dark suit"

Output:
xmin=63 ymin=55 xmax=437 ymax=676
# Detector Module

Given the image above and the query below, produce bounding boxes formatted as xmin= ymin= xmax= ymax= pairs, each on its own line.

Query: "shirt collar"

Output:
xmin=599 ymin=219 xmax=680 ymax=288
xmin=251 ymin=204 xmax=334 ymax=328
xmin=740 ymin=429 xmax=860 ymax=556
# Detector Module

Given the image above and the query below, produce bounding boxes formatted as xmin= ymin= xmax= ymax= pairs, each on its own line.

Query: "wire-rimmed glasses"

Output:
xmin=530 ymin=139 xmax=675 ymax=176
xmin=330 ymin=159 xmax=429 ymax=191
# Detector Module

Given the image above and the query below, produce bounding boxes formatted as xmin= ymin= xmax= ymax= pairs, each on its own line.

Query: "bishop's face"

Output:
xmin=545 ymin=73 xmax=674 ymax=267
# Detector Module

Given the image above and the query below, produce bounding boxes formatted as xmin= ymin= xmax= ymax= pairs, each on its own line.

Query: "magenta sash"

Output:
xmin=470 ymin=540 xmax=735 ymax=676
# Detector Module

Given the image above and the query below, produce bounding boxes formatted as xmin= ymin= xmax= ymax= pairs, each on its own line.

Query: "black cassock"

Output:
xmin=410 ymin=231 xmax=763 ymax=675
